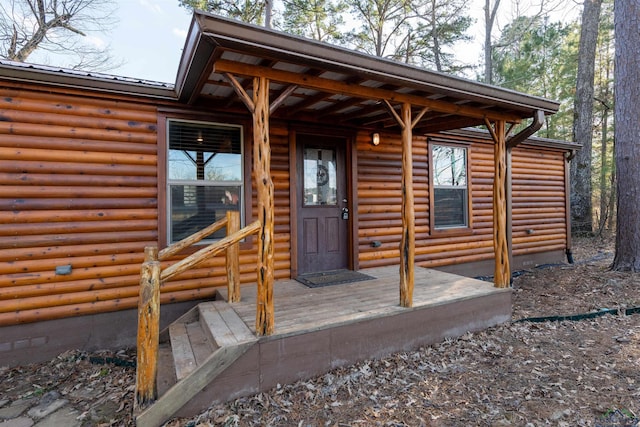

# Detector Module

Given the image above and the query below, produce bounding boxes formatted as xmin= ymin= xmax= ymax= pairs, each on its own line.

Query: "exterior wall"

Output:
xmin=511 ymin=146 xmax=567 ymax=256
xmin=356 ymin=130 xmax=568 ymax=272
xmin=0 ymin=81 xmax=568 ymax=331
xmin=0 ymin=84 xmax=160 ymax=327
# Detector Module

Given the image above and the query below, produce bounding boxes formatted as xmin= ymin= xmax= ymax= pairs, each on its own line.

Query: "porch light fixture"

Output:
xmin=371 ymin=132 xmax=380 ymax=146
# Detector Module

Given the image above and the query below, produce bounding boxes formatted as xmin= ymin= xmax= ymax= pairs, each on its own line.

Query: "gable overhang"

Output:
xmin=175 ymin=11 xmax=560 ymax=134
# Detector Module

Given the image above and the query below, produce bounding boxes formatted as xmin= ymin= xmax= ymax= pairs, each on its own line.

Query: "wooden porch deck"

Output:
xmin=223 ymin=265 xmax=510 ymax=337
xmin=169 ymin=265 xmax=511 ymax=418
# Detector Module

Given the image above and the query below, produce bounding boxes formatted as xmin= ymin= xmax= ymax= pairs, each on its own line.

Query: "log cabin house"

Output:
xmin=1 ymin=11 xmax=579 ymax=423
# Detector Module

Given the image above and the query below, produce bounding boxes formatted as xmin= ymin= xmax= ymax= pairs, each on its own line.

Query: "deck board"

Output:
xmin=222 ymin=266 xmax=508 ymax=337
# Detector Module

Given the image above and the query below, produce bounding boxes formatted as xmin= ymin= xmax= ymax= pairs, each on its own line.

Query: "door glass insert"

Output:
xmin=303 ymin=147 xmax=337 ymax=206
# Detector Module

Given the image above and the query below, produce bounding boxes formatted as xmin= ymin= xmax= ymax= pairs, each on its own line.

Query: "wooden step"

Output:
xmin=156 ymin=343 xmax=177 ymax=397
xmin=198 ymin=300 xmax=255 ymax=347
xmin=168 ymin=323 xmax=196 ymax=380
xmin=138 ymin=300 xmax=257 ymax=427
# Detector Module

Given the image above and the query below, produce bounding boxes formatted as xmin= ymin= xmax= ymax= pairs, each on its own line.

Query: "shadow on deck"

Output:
xmin=158 ymin=265 xmax=511 ymax=420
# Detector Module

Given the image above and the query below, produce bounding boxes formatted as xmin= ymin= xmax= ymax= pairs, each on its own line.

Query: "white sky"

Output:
xmin=67 ymin=0 xmax=581 ymax=84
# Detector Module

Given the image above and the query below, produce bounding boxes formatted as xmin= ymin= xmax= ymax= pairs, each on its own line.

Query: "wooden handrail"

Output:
xmin=161 ymin=220 xmax=260 ymax=282
xmin=134 ymin=212 xmax=260 ymax=413
xmin=158 ymin=217 xmax=228 ymax=261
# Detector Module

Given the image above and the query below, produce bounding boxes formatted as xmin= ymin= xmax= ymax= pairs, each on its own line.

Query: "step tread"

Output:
xmin=199 ymin=301 xmax=254 ymax=347
xmin=185 ymin=320 xmax=214 ymax=365
xmin=169 ymin=322 xmax=197 ymax=380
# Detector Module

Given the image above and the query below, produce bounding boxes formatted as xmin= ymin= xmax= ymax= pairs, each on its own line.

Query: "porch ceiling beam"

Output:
xmin=270 ymin=84 xmax=298 ymax=115
xmin=213 ymin=59 xmax=524 ymax=124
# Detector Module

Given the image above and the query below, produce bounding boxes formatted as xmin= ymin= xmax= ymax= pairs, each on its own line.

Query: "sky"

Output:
xmin=29 ymin=0 xmax=581 ymax=85
xmin=109 ymin=0 xmax=193 ymax=83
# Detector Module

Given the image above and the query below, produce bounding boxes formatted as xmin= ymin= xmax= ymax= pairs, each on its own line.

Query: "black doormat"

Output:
xmin=296 ymin=269 xmax=375 ymax=288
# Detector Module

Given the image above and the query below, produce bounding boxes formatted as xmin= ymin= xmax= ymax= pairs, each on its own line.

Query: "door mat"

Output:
xmin=296 ymin=269 xmax=375 ymax=288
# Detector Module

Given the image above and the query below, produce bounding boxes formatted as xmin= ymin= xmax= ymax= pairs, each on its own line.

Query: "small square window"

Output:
xmin=430 ymin=143 xmax=470 ymax=231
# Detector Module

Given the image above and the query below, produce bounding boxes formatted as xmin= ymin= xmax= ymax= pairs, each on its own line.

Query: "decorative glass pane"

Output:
xmin=433 ymin=145 xmax=466 ymax=187
xmin=303 ymin=147 xmax=337 ymax=206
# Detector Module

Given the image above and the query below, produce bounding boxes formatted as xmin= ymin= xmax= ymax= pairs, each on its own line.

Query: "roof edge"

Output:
xmin=192 ymin=11 xmax=560 ymax=115
xmin=0 ymin=60 xmax=177 ymax=101
xmin=439 ymin=128 xmax=581 ymax=152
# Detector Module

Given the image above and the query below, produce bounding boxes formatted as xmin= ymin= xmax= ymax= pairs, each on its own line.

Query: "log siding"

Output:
xmin=0 ymin=84 xmax=567 ymax=327
xmin=0 ymin=85 xmax=159 ymax=325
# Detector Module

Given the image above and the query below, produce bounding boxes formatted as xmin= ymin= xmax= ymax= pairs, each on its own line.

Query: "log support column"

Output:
xmin=253 ymin=76 xmax=275 ymax=335
xmin=399 ymin=103 xmax=415 ymax=307
xmin=485 ymin=119 xmax=510 ymax=288
xmin=383 ymin=102 xmax=428 ymax=307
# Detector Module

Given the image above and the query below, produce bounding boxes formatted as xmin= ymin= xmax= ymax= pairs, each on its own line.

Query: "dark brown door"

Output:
xmin=296 ymin=135 xmax=349 ymax=275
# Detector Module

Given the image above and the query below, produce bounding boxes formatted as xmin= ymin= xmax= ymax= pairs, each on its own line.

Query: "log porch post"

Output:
xmin=226 ymin=210 xmax=241 ymax=302
xmin=253 ymin=76 xmax=275 ymax=335
xmin=485 ymin=119 xmax=510 ymax=288
xmin=134 ymin=246 xmax=161 ymax=411
xmin=399 ymin=103 xmax=415 ymax=307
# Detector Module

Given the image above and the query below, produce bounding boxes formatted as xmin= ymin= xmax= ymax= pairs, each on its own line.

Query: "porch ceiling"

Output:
xmin=176 ymin=12 xmax=560 ymax=134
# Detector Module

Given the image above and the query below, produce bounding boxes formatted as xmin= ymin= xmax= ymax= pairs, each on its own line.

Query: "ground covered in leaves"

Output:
xmin=1 ymin=235 xmax=639 ymax=426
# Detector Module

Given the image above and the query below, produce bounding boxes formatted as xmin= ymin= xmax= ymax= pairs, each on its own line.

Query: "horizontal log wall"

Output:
xmin=0 ymin=85 xmax=290 ymax=326
xmin=511 ymin=146 xmax=567 ymax=255
xmin=0 ymin=85 xmax=159 ymax=325
xmin=356 ymin=131 xmax=568 ymax=269
xmin=0 ymin=81 xmax=563 ymax=326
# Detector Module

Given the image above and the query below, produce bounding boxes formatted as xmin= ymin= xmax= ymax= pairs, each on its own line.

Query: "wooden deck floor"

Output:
xmin=219 ymin=265 xmax=510 ymax=338
xmin=175 ymin=266 xmax=511 ymax=417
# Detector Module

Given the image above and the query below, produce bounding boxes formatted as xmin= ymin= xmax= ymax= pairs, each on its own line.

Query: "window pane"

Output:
xmin=169 ymin=184 xmax=240 ymax=242
xmin=167 ymin=120 xmax=243 ymax=243
xmin=434 ymin=188 xmax=467 ymax=228
xmin=168 ymin=121 xmax=241 ymax=182
xmin=433 ymin=145 xmax=466 ymax=187
xmin=303 ymin=147 xmax=337 ymax=206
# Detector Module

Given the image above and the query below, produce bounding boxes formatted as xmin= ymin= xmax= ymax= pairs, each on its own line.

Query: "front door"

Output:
xmin=296 ymin=134 xmax=349 ymax=275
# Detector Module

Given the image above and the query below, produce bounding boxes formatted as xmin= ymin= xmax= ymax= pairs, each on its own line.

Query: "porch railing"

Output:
xmin=134 ymin=211 xmax=260 ymax=411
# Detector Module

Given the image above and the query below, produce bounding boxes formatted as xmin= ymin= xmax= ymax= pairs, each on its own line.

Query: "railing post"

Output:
xmin=226 ymin=210 xmax=241 ymax=302
xmin=135 ymin=246 xmax=161 ymax=412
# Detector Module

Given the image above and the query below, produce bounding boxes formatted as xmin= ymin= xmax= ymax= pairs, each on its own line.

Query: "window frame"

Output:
xmin=162 ymin=116 xmax=247 ymax=246
xmin=428 ymin=139 xmax=473 ymax=235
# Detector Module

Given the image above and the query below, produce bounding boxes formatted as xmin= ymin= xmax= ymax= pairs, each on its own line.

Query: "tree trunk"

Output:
xmin=612 ymin=0 xmax=640 ymax=271
xmin=483 ymin=0 xmax=500 ymax=84
xmin=570 ymin=0 xmax=602 ymax=235
xmin=597 ymin=104 xmax=609 ymax=236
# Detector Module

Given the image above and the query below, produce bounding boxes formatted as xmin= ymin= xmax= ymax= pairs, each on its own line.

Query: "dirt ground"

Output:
xmin=1 ymin=234 xmax=639 ymax=426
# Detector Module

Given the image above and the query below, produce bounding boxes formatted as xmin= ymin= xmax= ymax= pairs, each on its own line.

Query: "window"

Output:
xmin=430 ymin=143 xmax=469 ymax=230
xmin=303 ymin=146 xmax=337 ymax=206
xmin=167 ymin=120 xmax=243 ymax=243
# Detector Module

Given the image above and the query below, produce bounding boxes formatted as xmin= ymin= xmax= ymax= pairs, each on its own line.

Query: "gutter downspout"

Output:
xmin=505 ymin=110 xmax=545 ymax=279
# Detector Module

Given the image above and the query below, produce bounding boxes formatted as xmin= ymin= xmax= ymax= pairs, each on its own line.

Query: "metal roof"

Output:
xmin=175 ymin=11 xmax=560 ymax=134
xmin=0 ymin=59 xmax=176 ymax=100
